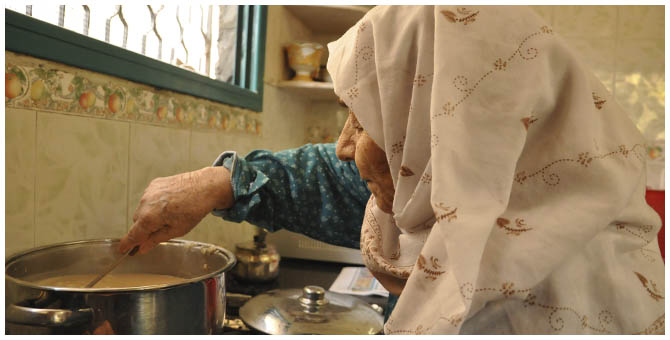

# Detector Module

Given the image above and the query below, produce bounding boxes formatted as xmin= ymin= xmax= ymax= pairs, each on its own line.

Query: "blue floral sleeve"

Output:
xmin=211 ymin=143 xmax=371 ymax=249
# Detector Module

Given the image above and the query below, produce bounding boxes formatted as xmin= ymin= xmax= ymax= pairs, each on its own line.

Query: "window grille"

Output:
xmin=5 ymin=5 xmax=266 ymax=110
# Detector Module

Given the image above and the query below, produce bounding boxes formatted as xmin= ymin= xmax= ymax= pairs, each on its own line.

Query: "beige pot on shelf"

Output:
xmin=286 ymin=42 xmax=324 ymax=82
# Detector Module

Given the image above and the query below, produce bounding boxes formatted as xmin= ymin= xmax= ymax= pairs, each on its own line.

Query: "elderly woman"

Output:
xmin=121 ymin=6 xmax=664 ymax=334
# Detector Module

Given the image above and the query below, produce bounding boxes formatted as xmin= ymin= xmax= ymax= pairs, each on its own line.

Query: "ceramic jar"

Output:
xmin=286 ymin=42 xmax=324 ymax=82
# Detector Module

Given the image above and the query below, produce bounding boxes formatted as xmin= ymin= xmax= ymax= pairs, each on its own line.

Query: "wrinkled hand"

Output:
xmin=119 ymin=166 xmax=233 ymax=255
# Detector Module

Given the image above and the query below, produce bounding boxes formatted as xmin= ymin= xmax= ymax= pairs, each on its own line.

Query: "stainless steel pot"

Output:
xmin=5 ymin=239 xmax=236 ymax=335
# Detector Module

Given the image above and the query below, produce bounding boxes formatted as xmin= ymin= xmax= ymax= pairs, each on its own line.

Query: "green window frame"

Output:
xmin=5 ymin=6 xmax=267 ymax=112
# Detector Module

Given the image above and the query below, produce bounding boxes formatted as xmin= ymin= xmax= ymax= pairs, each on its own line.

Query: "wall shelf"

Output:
xmin=276 ymin=6 xmax=370 ymax=102
xmin=283 ymin=5 xmax=368 ymax=35
xmin=277 ymin=80 xmax=337 ymax=101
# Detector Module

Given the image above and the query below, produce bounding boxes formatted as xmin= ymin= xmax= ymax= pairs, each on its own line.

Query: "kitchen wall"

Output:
xmin=5 ymin=6 xmax=316 ymax=257
xmin=530 ymin=5 xmax=664 ymax=146
xmin=5 ymin=5 xmax=665 ymax=257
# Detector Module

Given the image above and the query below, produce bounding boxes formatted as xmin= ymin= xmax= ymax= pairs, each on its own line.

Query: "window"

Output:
xmin=5 ymin=5 xmax=267 ymax=111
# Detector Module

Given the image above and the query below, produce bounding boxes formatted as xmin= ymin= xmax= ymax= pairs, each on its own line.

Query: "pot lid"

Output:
xmin=239 ymin=285 xmax=383 ymax=335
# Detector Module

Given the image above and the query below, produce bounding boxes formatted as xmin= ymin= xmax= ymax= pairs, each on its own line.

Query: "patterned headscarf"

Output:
xmin=327 ymin=6 xmax=664 ymax=334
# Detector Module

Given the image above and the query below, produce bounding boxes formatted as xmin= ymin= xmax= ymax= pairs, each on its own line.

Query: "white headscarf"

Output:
xmin=327 ymin=6 xmax=664 ymax=334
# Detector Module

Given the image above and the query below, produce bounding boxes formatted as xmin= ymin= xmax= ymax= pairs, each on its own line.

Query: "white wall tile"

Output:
xmin=127 ymin=123 xmax=191 ymax=230
xmin=6 ymin=108 xmax=36 ymax=257
xmin=618 ymin=5 xmax=665 ymax=39
xmin=614 ymin=38 xmax=665 ymax=142
xmin=553 ymin=6 xmax=618 ymax=39
xmin=35 ymin=112 xmax=129 ymax=246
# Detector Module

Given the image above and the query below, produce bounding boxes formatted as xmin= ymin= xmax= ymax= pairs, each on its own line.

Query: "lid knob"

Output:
xmin=298 ymin=285 xmax=328 ymax=307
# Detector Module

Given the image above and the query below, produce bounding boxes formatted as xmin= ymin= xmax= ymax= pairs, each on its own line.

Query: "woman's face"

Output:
xmin=336 ymin=105 xmax=395 ymax=214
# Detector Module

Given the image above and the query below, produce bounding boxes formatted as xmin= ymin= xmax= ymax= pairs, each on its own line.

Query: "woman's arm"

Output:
xmin=120 ymin=143 xmax=371 ymax=254
xmin=119 ymin=166 xmax=235 ymax=254
xmin=213 ymin=143 xmax=371 ymax=249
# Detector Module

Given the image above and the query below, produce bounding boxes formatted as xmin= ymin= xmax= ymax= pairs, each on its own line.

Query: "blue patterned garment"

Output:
xmin=211 ymin=143 xmax=399 ymax=323
xmin=211 ymin=143 xmax=371 ymax=249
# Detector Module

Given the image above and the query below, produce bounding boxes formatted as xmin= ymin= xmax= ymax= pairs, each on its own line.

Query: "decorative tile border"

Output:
xmin=305 ymin=125 xmax=339 ymax=144
xmin=5 ymin=51 xmax=262 ymax=135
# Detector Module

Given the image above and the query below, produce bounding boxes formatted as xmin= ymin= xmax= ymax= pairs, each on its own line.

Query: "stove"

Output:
xmin=220 ymin=275 xmax=278 ymax=334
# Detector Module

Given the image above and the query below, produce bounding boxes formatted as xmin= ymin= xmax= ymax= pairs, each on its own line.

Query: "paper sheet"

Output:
xmin=328 ymin=266 xmax=389 ymax=297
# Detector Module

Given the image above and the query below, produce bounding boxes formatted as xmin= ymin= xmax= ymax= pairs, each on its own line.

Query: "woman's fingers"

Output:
xmin=138 ymin=225 xmax=183 ymax=255
xmin=119 ymin=214 xmax=160 ymax=253
xmin=118 ymin=167 xmax=234 ymax=255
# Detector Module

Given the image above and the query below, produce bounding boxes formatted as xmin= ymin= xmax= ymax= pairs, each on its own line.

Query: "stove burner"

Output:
xmin=226 ymin=274 xmax=280 ymax=296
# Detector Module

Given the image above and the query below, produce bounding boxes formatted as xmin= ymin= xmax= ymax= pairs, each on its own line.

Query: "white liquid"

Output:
xmin=37 ymin=273 xmax=186 ymax=288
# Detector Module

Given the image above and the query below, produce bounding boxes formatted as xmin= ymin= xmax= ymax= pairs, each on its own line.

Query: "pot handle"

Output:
xmin=6 ymin=304 xmax=93 ymax=328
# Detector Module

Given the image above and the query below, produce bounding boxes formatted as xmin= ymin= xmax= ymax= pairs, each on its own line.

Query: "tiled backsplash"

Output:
xmin=5 ymin=6 xmax=665 ymax=257
xmin=5 ymin=5 xmax=315 ymax=257
xmin=5 ymin=103 xmax=269 ymax=257
xmin=5 ymin=53 xmax=263 ymax=134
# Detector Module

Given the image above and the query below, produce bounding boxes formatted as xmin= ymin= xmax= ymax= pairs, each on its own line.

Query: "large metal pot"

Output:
xmin=5 ymin=239 xmax=236 ymax=335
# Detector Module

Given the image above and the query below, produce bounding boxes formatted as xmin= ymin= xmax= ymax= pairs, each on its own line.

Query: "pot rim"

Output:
xmin=5 ymin=238 xmax=237 ymax=293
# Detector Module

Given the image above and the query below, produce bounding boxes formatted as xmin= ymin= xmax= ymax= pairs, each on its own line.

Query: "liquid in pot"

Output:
xmin=36 ymin=273 xmax=186 ymax=288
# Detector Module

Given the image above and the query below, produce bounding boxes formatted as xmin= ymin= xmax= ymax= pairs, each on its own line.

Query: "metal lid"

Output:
xmin=239 ymin=285 xmax=383 ymax=335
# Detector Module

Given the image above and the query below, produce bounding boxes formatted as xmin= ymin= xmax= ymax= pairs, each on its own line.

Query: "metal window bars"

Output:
xmin=10 ymin=4 xmax=237 ymax=83
xmin=105 ymin=6 xmax=128 ymax=49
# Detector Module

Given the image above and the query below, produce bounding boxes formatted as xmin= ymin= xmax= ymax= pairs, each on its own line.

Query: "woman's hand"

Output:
xmin=119 ymin=166 xmax=233 ymax=255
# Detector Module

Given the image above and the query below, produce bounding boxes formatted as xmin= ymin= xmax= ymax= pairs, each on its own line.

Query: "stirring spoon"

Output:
xmin=85 ymin=245 xmax=140 ymax=288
